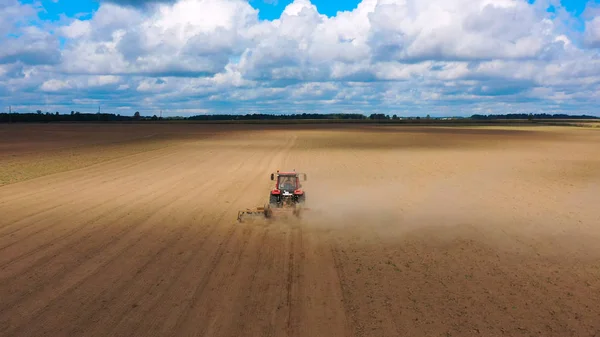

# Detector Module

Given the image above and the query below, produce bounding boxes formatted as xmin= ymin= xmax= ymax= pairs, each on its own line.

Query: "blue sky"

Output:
xmin=25 ymin=0 xmax=365 ymax=20
xmin=251 ymin=0 xmax=362 ymax=18
xmin=1 ymin=0 xmax=600 ymax=116
xmin=21 ymin=0 xmax=97 ymax=20
xmin=25 ymin=0 xmax=597 ymax=21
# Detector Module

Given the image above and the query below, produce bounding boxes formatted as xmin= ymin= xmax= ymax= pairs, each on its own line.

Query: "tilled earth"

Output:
xmin=1 ymin=124 xmax=599 ymax=337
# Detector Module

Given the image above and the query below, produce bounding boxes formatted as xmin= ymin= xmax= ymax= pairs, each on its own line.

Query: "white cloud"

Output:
xmin=41 ymin=79 xmax=71 ymax=92
xmin=60 ymin=0 xmax=257 ymax=77
xmin=0 ymin=1 xmax=38 ymax=35
xmin=60 ymin=19 xmax=92 ymax=39
xmin=88 ymin=75 xmax=122 ymax=87
xmin=136 ymin=78 xmax=168 ymax=92
xmin=585 ymin=16 xmax=600 ymax=48
xmin=1 ymin=0 xmax=600 ymax=116
xmin=0 ymin=1 xmax=61 ymax=66
xmin=39 ymin=75 xmax=125 ymax=93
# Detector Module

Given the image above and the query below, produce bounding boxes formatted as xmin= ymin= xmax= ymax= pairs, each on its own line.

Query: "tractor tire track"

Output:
xmin=0 ymin=144 xmax=183 ymax=207
xmin=64 ymin=143 xmax=274 ymax=337
xmin=0 ymin=143 xmax=262 ymax=335
xmin=164 ymin=136 xmax=297 ymax=337
xmin=0 ymin=142 xmax=229 ymax=231
xmin=0 ymin=145 xmax=236 ymax=277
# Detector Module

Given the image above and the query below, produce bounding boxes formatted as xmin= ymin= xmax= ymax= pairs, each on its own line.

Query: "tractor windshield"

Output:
xmin=278 ymin=176 xmax=297 ymax=190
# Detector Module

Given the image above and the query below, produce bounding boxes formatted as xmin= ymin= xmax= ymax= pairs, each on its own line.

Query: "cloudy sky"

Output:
xmin=1 ymin=0 xmax=599 ymax=117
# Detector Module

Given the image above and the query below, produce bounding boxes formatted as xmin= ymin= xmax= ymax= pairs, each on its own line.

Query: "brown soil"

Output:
xmin=1 ymin=124 xmax=599 ymax=337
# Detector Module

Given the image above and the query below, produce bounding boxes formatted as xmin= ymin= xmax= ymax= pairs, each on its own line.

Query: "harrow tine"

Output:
xmin=237 ymin=207 xmax=268 ymax=222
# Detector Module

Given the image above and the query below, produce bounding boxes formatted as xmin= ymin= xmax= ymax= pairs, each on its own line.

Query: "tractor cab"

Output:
xmin=277 ymin=175 xmax=299 ymax=191
xmin=269 ymin=170 xmax=307 ymax=207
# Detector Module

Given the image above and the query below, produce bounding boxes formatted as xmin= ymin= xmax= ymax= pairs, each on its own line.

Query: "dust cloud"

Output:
xmin=303 ymin=181 xmax=402 ymax=224
xmin=298 ymin=175 xmax=491 ymax=239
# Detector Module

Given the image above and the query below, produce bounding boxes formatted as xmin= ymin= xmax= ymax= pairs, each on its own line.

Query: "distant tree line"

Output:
xmin=471 ymin=113 xmax=598 ymax=120
xmin=187 ymin=113 xmax=368 ymax=120
xmin=0 ymin=110 xmax=597 ymax=123
xmin=0 ymin=110 xmax=154 ymax=123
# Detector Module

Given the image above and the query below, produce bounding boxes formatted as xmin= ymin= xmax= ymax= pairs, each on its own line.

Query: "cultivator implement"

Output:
xmin=237 ymin=206 xmax=268 ymax=222
xmin=237 ymin=204 xmax=310 ymax=222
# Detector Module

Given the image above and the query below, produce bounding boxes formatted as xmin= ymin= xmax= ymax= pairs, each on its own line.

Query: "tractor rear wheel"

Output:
xmin=269 ymin=194 xmax=279 ymax=207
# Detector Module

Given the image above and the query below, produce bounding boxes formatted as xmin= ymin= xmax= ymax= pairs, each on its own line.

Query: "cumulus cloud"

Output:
xmin=0 ymin=0 xmax=38 ymax=34
xmin=59 ymin=0 xmax=258 ymax=77
xmin=585 ymin=17 xmax=600 ymax=48
xmin=1 ymin=0 xmax=600 ymax=116
xmin=0 ymin=1 xmax=61 ymax=66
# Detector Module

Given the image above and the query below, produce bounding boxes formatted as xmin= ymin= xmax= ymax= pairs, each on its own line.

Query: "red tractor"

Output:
xmin=268 ymin=170 xmax=307 ymax=207
xmin=237 ymin=170 xmax=308 ymax=222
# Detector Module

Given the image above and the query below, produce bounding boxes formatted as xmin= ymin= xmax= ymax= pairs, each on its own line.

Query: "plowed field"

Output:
xmin=1 ymin=123 xmax=599 ymax=337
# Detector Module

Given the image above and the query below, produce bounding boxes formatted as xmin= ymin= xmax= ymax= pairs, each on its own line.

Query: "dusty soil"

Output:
xmin=1 ymin=124 xmax=599 ymax=337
